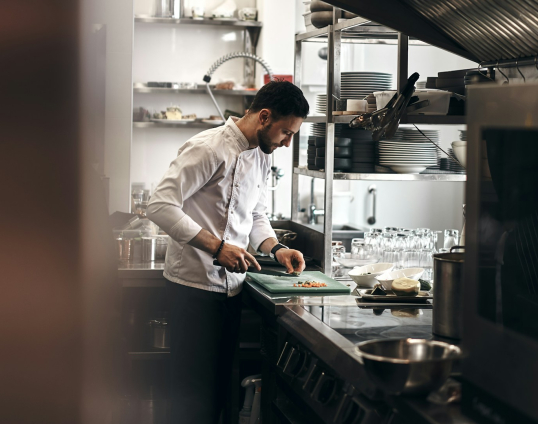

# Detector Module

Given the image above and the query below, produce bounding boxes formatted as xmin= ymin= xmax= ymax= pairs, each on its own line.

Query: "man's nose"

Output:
xmin=282 ymin=137 xmax=292 ymax=147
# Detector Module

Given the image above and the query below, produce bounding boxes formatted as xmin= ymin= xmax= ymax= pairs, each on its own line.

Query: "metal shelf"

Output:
xmin=294 ymin=167 xmax=466 ymax=181
xmin=135 ymin=16 xmax=262 ymax=27
xmin=304 ymin=114 xmax=466 ymax=125
xmin=133 ymin=121 xmax=222 ymax=129
xmin=133 ymin=86 xmax=258 ymax=96
xmin=296 ymin=19 xmax=427 ymax=45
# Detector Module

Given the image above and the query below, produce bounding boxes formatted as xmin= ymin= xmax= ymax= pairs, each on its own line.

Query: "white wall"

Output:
xmin=80 ymin=0 xmax=134 ymax=213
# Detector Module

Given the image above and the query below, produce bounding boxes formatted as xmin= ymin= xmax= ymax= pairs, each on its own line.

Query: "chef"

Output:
xmin=147 ymin=80 xmax=310 ymax=424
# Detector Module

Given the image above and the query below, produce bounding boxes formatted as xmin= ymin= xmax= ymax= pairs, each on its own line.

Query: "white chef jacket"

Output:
xmin=146 ymin=117 xmax=277 ymax=297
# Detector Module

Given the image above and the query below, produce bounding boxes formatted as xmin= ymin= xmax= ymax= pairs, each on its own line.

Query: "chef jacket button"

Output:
xmin=230 ymin=211 xmax=234 ymax=214
xmin=225 ymin=236 xmax=230 ymax=240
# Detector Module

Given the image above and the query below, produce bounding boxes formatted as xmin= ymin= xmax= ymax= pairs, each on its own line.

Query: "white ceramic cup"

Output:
xmin=238 ymin=7 xmax=257 ymax=20
xmin=347 ymin=99 xmax=367 ymax=112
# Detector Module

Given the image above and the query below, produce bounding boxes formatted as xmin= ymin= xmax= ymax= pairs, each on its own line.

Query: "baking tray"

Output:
xmin=358 ymin=289 xmax=432 ymax=302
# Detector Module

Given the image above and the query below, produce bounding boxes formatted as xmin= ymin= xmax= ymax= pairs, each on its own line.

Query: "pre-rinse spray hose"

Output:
xmin=203 ymin=52 xmax=274 ymax=120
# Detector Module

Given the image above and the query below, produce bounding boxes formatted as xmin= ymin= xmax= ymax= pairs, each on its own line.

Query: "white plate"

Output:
xmin=151 ymin=118 xmax=196 ymax=124
xmin=388 ymin=165 xmax=427 ymax=174
xmin=201 ymin=119 xmax=225 ymax=125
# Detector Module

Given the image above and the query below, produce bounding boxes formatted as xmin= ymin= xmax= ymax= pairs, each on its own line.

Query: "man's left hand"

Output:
xmin=275 ymin=249 xmax=306 ymax=274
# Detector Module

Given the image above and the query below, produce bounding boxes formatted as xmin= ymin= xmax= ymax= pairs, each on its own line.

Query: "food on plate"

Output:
xmin=290 ymin=271 xmax=301 ymax=276
xmin=419 ymin=279 xmax=432 ymax=291
xmin=392 ymin=277 xmax=420 ymax=296
xmin=183 ymin=113 xmax=197 ymax=120
xmin=371 ymin=285 xmax=387 ymax=296
xmin=293 ymin=280 xmax=328 ymax=288
xmin=166 ymin=106 xmax=182 ymax=120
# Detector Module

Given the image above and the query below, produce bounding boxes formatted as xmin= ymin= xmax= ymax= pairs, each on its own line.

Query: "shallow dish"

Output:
xmin=387 ymin=165 xmax=428 ymax=174
xmin=375 ymin=267 xmax=424 ymax=290
xmin=349 ymin=263 xmax=394 ymax=287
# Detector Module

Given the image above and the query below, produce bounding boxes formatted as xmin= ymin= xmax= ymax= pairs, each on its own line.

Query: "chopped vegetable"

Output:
xmin=419 ymin=279 xmax=432 ymax=291
xmin=295 ymin=280 xmax=328 ymax=288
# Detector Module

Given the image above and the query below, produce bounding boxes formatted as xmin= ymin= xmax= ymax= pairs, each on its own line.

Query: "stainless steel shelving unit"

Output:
xmin=291 ymin=12 xmax=467 ymax=273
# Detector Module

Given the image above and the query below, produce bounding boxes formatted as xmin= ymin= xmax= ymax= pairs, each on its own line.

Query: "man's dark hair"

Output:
xmin=249 ymin=80 xmax=309 ymax=119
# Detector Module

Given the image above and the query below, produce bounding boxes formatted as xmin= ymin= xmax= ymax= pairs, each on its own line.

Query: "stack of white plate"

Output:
xmin=315 ymin=94 xmax=327 ymax=114
xmin=378 ymin=140 xmax=438 ymax=174
xmin=341 ymin=72 xmax=393 ymax=100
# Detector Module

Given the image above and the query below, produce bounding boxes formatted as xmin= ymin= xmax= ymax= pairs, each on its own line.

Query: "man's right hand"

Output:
xmin=216 ymin=243 xmax=261 ymax=273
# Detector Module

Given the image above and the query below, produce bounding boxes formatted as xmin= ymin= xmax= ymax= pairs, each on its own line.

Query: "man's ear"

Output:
xmin=258 ymin=109 xmax=271 ymax=126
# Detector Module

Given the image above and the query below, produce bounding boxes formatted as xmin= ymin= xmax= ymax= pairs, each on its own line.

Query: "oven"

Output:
xmin=463 ymin=83 xmax=538 ymax=423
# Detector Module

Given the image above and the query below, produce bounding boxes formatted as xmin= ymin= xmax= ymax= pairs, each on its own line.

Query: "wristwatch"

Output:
xmin=270 ymin=243 xmax=289 ymax=263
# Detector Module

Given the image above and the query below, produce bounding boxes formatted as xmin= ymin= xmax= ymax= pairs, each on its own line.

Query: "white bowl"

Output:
xmin=388 ymin=165 xmax=427 ymax=174
xmin=451 ymin=141 xmax=467 ymax=168
xmin=375 ymin=267 xmax=424 ymax=290
xmin=348 ymin=263 xmax=395 ymax=288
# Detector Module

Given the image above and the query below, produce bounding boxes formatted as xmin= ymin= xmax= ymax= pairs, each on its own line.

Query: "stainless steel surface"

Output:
xmin=133 ymin=85 xmax=258 ymax=96
xmin=135 ymin=16 xmax=262 ymax=27
xmin=294 ymin=167 xmax=467 ymax=181
xmin=432 ymin=248 xmax=465 ymax=339
xmin=148 ymin=319 xmax=170 ymax=349
xmin=356 ymin=338 xmax=461 ymax=394
xmin=367 ymin=185 xmax=377 ymax=225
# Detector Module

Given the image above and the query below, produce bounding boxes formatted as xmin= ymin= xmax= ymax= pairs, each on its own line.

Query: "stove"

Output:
xmin=271 ymin=302 xmax=433 ymax=424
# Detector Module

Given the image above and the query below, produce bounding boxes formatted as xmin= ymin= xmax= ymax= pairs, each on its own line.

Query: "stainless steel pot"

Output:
xmin=432 ymin=246 xmax=465 ymax=339
xmin=273 ymin=229 xmax=297 ymax=246
xmin=148 ymin=319 xmax=170 ymax=349
xmin=142 ymin=236 xmax=169 ymax=261
xmin=356 ymin=338 xmax=461 ymax=395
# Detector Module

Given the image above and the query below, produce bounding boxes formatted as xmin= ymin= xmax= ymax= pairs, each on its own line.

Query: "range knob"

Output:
xmin=311 ymin=372 xmax=338 ymax=405
xmin=283 ymin=347 xmax=307 ymax=377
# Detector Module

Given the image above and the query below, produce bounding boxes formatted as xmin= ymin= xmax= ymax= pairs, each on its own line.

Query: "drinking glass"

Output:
xmin=332 ymin=245 xmax=346 ymax=277
xmin=351 ymin=238 xmax=365 ymax=256
xmin=384 ymin=227 xmax=399 ymax=234
xmin=379 ymin=232 xmax=395 ymax=253
xmin=419 ymin=250 xmax=434 ymax=281
xmin=404 ymin=250 xmax=420 ymax=268
xmin=393 ymin=233 xmax=409 ymax=252
xmin=383 ymin=250 xmax=401 ymax=267
xmin=444 ymin=229 xmax=459 ymax=249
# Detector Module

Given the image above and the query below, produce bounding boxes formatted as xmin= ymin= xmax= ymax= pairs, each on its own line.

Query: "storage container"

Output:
xmin=374 ymin=89 xmax=451 ymax=115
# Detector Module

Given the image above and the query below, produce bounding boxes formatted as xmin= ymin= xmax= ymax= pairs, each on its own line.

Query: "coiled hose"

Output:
xmin=203 ymin=52 xmax=274 ymax=120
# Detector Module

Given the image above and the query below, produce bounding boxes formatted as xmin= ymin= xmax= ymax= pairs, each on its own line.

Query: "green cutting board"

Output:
xmin=246 ymin=271 xmax=351 ymax=294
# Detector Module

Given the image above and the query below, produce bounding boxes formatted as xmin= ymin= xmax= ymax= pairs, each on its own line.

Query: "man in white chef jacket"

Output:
xmin=147 ymin=81 xmax=310 ymax=424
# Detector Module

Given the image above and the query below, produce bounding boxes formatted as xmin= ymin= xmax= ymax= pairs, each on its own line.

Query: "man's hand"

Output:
xmin=275 ymin=249 xmax=306 ymax=274
xmin=216 ymin=243 xmax=261 ymax=274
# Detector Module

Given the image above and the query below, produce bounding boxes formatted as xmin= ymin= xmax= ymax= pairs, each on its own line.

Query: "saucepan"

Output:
xmin=273 ymin=229 xmax=297 ymax=247
xmin=356 ymin=338 xmax=461 ymax=395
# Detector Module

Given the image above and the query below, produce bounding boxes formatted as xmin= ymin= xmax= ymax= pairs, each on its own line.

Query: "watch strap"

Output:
xmin=270 ymin=243 xmax=288 ymax=263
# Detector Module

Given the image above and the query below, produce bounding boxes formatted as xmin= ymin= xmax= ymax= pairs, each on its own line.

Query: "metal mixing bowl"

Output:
xmin=356 ymin=338 xmax=461 ymax=395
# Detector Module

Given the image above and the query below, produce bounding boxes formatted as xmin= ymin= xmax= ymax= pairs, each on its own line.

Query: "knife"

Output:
xmin=212 ymin=260 xmax=299 ymax=277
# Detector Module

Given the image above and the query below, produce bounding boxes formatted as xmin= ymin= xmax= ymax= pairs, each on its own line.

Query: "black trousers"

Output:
xmin=166 ymin=281 xmax=243 ymax=424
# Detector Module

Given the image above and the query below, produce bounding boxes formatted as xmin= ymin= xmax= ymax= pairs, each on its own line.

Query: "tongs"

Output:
xmin=350 ymin=72 xmax=425 ymax=141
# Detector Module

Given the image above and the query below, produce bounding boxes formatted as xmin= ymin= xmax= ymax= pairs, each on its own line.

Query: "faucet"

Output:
xmin=308 ymin=178 xmax=324 ymax=224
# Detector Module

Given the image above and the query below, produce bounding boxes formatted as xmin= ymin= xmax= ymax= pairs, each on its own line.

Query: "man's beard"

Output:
xmin=257 ymin=124 xmax=275 ymax=154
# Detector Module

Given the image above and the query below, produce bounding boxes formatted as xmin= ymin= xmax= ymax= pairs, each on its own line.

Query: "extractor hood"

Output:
xmin=327 ymin=0 xmax=538 ymax=64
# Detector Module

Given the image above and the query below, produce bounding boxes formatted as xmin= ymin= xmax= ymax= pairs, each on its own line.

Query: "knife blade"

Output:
xmin=212 ymin=260 xmax=299 ymax=277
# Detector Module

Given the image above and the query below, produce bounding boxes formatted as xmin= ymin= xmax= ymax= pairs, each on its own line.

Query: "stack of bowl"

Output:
xmin=314 ymin=137 xmax=353 ymax=171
